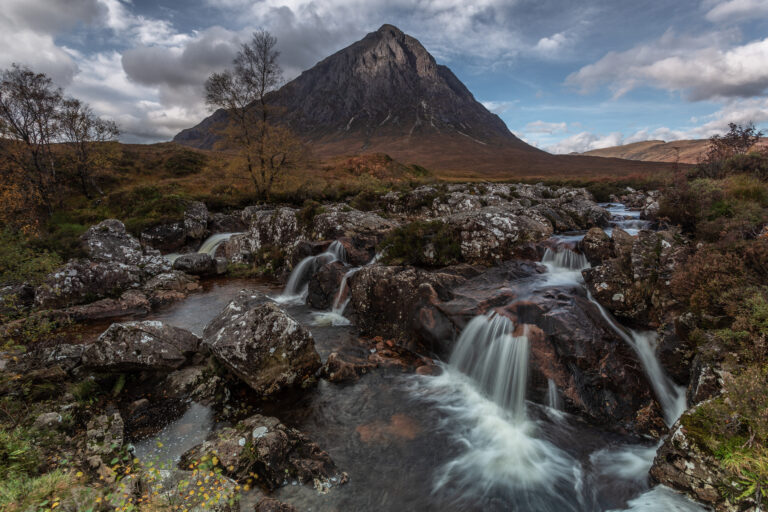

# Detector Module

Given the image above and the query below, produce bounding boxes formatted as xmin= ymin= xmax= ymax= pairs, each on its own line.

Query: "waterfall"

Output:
xmin=547 ymin=379 xmax=562 ymax=411
xmin=312 ymin=252 xmax=380 ymax=326
xmin=587 ymin=292 xmax=687 ymax=426
xmin=450 ymin=313 xmax=530 ymax=421
xmin=540 ymin=247 xmax=589 ymax=287
xmin=197 ymin=232 xmax=242 ymax=256
xmin=276 ymin=241 xmax=347 ymax=305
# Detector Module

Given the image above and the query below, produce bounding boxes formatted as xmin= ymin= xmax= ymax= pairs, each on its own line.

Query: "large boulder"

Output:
xmin=82 ymin=219 xmax=143 ymax=265
xmin=579 ymin=227 xmax=612 ymax=266
xmin=221 ymin=207 xmax=303 ymax=264
xmin=172 ymin=253 xmax=217 ymax=276
xmin=142 ymin=271 xmax=200 ymax=306
xmin=307 ymin=261 xmax=347 ymax=310
xmin=444 ymin=206 xmax=553 ymax=264
xmin=202 ymin=293 xmax=321 ymax=396
xmin=140 ymin=222 xmax=186 ymax=252
xmin=35 ymin=260 xmax=142 ymax=309
xmin=312 ymin=207 xmax=398 ymax=241
xmin=82 ymin=320 xmax=202 ymax=372
xmin=180 ymin=414 xmax=342 ymax=491
xmin=183 ymin=201 xmax=210 ymax=242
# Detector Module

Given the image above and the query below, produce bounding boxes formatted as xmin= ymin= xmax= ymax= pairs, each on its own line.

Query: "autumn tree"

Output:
xmin=205 ymin=30 xmax=305 ymax=200
xmin=0 ymin=64 xmax=63 ymax=213
xmin=58 ymin=98 xmax=120 ymax=198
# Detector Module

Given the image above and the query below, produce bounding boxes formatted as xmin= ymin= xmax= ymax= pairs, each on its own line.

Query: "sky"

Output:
xmin=2 ymin=0 xmax=767 ymax=153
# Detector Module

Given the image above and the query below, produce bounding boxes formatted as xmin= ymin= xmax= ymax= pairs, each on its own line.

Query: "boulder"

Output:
xmin=35 ymin=260 xmax=143 ymax=309
xmin=140 ymin=222 xmax=186 ymax=252
xmin=137 ymin=249 xmax=172 ymax=278
xmin=579 ymin=227 xmax=612 ymax=266
xmin=209 ymin=211 xmax=247 ymax=233
xmin=203 ymin=293 xmax=321 ymax=396
xmin=81 ymin=219 xmax=143 ymax=265
xmin=33 ymin=411 xmax=62 ymax=430
xmin=180 ymin=414 xmax=342 ymax=491
xmin=444 ymin=206 xmax=553 ymax=264
xmin=142 ymin=271 xmax=200 ymax=306
xmin=307 ymin=261 xmax=347 ymax=310
xmin=183 ymin=201 xmax=210 ymax=241
xmin=312 ymin=207 xmax=398 ymax=241
xmin=173 ymin=253 xmax=217 ymax=276
xmin=82 ymin=320 xmax=202 ymax=372
xmin=62 ymin=289 xmax=150 ymax=321
xmin=221 ymin=207 xmax=303 ymax=264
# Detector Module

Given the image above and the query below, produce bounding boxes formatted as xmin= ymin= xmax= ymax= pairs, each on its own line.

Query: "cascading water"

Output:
xmin=540 ymin=247 xmax=589 ymax=287
xmin=197 ymin=232 xmax=242 ymax=256
xmin=547 ymin=379 xmax=562 ymax=411
xmin=275 ymin=241 xmax=346 ymax=305
xmin=312 ymin=252 xmax=381 ymax=326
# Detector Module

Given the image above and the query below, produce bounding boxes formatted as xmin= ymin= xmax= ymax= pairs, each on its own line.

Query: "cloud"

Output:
xmin=524 ymin=120 xmax=568 ymax=134
xmin=705 ymin=0 xmax=768 ymax=23
xmin=534 ymin=32 xmax=569 ymax=57
xmin=481 ymin=100 xmax=517 ymax=115
xmin=567 ymin=30 xmax=768 ymax=101
xmin=546 ymin=131 xmax=624 ymax=154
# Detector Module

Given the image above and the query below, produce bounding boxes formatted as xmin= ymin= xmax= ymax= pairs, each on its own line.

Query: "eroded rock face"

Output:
xmin=35 ymin=260 xmax=143 ymax=309
xmin=202 ymin=293 xmax=321 ymax=396
xmin=650 ymin=412 xmax=745 ymax=511
xmin=582 ymin=229 xmax=689 ymax=327
xmin=82 ymin=219 xmax=143 ymax=265
xmin=82 ymin=320 xmax=202 ymax=372
xmin=180 ymin=414 xmax=342 ymax=491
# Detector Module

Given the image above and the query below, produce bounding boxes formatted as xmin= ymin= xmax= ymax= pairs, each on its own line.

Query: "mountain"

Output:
xmin=175 ymin=24 xmax=665 ymax=178
xmin=581 ymin=138 xmax=768 ymax=164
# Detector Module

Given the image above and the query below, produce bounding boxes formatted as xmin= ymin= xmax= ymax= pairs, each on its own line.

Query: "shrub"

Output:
xmin=296 ymin=200 xmax=325 ymax=231
xmin=0 ymin=230 xmax=62 ymax=286
xmin=163 ymin=149 xmax=207 ymax=176
xmin=380 ymin=221 xmax=461 ymax=267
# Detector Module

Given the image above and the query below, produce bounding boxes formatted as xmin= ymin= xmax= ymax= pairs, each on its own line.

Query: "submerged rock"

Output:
xmin=202 ymin=292 xmax=321 ymax=396
xmin=82 ymin=320 xmax=202 ymax=371
xmin=180 ymin=414 xmax=342 ymax=491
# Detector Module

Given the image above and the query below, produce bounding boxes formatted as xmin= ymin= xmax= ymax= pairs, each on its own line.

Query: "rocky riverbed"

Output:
xmin=0 ymin=183 xmax=725 ymax=511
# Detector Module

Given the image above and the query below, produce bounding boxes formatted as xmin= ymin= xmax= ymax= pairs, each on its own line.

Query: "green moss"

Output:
xmin=0 ymin=231 xmax=62 ymax=287
xmin=296 ymin=200 xmax=325 ymax=230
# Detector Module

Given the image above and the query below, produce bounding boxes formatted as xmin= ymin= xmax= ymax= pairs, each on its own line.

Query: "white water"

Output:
xmin=541 ymin=247 xmax=589 ymax=287
xmin=547 ymin=379 xmax=562 ymax=411
xmin=608 ymin=486 xmax=708 ymax=511
xmin=312 ymin=252 xmax=380 ymax=326
xmin=197 ymin=232 xmax=242 ymax=256
xmin=276 ymin=241 xmax=347 ymax=305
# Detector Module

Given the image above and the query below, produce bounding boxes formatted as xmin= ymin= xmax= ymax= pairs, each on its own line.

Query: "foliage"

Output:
xmin=163 ymin=149 xmax=207 ymax=177
xmin=380 ymin=221 xmax=461 ymax=267
xmin=296 ymin=200 xmax=325 ymax=230
xmin=0 ymin=229 xmax=62 ymax=286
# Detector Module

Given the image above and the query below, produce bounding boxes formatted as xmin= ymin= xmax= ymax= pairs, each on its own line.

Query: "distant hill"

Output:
xmin=175 ymin=24 xmax=666 ymax=180
xmin=581 ymin=138 xmax=768 ymax=164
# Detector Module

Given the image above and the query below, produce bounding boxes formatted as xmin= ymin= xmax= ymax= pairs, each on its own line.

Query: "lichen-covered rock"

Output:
xmin=142 ymin=271 xmax=200 ymax=306
xmin=82 ymin=219 xmax=143 ymax=265
xmin=141 ymin=222 xmax=186 ymax=252
xmin=82 ymin=320 xmax=201 ymax=371
xmin=221 ymin=207 xmax=302 ymax=264
xmin=579 ymin=227 xmax=612 ymax=266
xmin=202 ymin=293 xmax=321 ymax=396
xmin=180 ymin=414 xmax=342 ymax=491
xmin=312 ymin=206 xmax=399 ymax=241
xmin=35 ymin=260 xmax=143 ymax=308
xmin=63 ymin=289 xmax=150 ymax=321
xmin=184 ymin=201 xmax=210 ymax=241
xmin=137 ymin=249 xmax=172 ymax=278
xmin=445 ymin=206 xmax=553 ymax=264
xmin=650 ymin=411 xmax=746 ymax=511
xmin=209 ymin=211 xmax=247 ymax=233
xmin=173 ymin=253 xmax=217 ymax=276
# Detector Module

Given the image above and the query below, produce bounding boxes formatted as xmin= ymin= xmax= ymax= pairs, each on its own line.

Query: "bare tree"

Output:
xmin=58 ymin=98 xmax=120 ymax=198
xmin=205 ymin=30 xmax=303 ymax=199
xmin=0 ymin=64 xmax=63 ymax=212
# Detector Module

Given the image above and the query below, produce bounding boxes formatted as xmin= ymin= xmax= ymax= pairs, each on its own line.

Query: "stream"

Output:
xmin=114 ymin=208 xmax=708 ymax=511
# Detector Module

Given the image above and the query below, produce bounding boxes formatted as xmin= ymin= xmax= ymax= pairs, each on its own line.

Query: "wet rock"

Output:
xmin=35 ymin=260 xmax=143 ymax=309
xmin=184 ymin=201 xmax=210 ymax=242
xmin=656 ymin=324 xmax=695 ymax=386
xmin=180 ymin=414 xmax=341 ymax=491
xmin=307 ymin=261 xmax=347 ymax=310
xmin=203 ymin=293 xmax=321 ymax=396
xmin=137 ymin=249 xmax=172 ymax=278
xmin=62 ymin=289 xmax=150 ymax=321
xmin=222 ymin=208 xmax=302 ymax=264
xmin=579 ymin=227 xmax=612 ymax=266
xmin=86 ymin=412 xmax=124 ymax=456
xmin=142 ymin=271 xmax=200 ymax=306
xmin=650 ymin=411 xmax=744 ymax=510
xmin=209 ymin=211 xmax=247 ymax=233
xmin=82 ymin=320 xmax=202 ymax=372
xmin=687 ymin=354 xmax=723 ymax=404
xmin=141 ymin=222 xmax=186 ymax=252
xmin=173 ymin=253 xmax=217 ymax=276
xmin=33 ymin=411 xmax=62 ymax=430
xmin=82 ymin=219 xmax=143 ymax=265
xmin=255 ymin=497 xmax=298 ymax=512
xmin=445 ymin=206 xmax=553 ymax=264
xmin=320 ymin=352 xmax=377 ymax=383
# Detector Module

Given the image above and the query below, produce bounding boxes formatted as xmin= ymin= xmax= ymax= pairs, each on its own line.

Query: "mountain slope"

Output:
xmin=581 ymin=138 xmax=768 ymax=164
xmin=175 ymin=24 xmax=666 ymax=178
